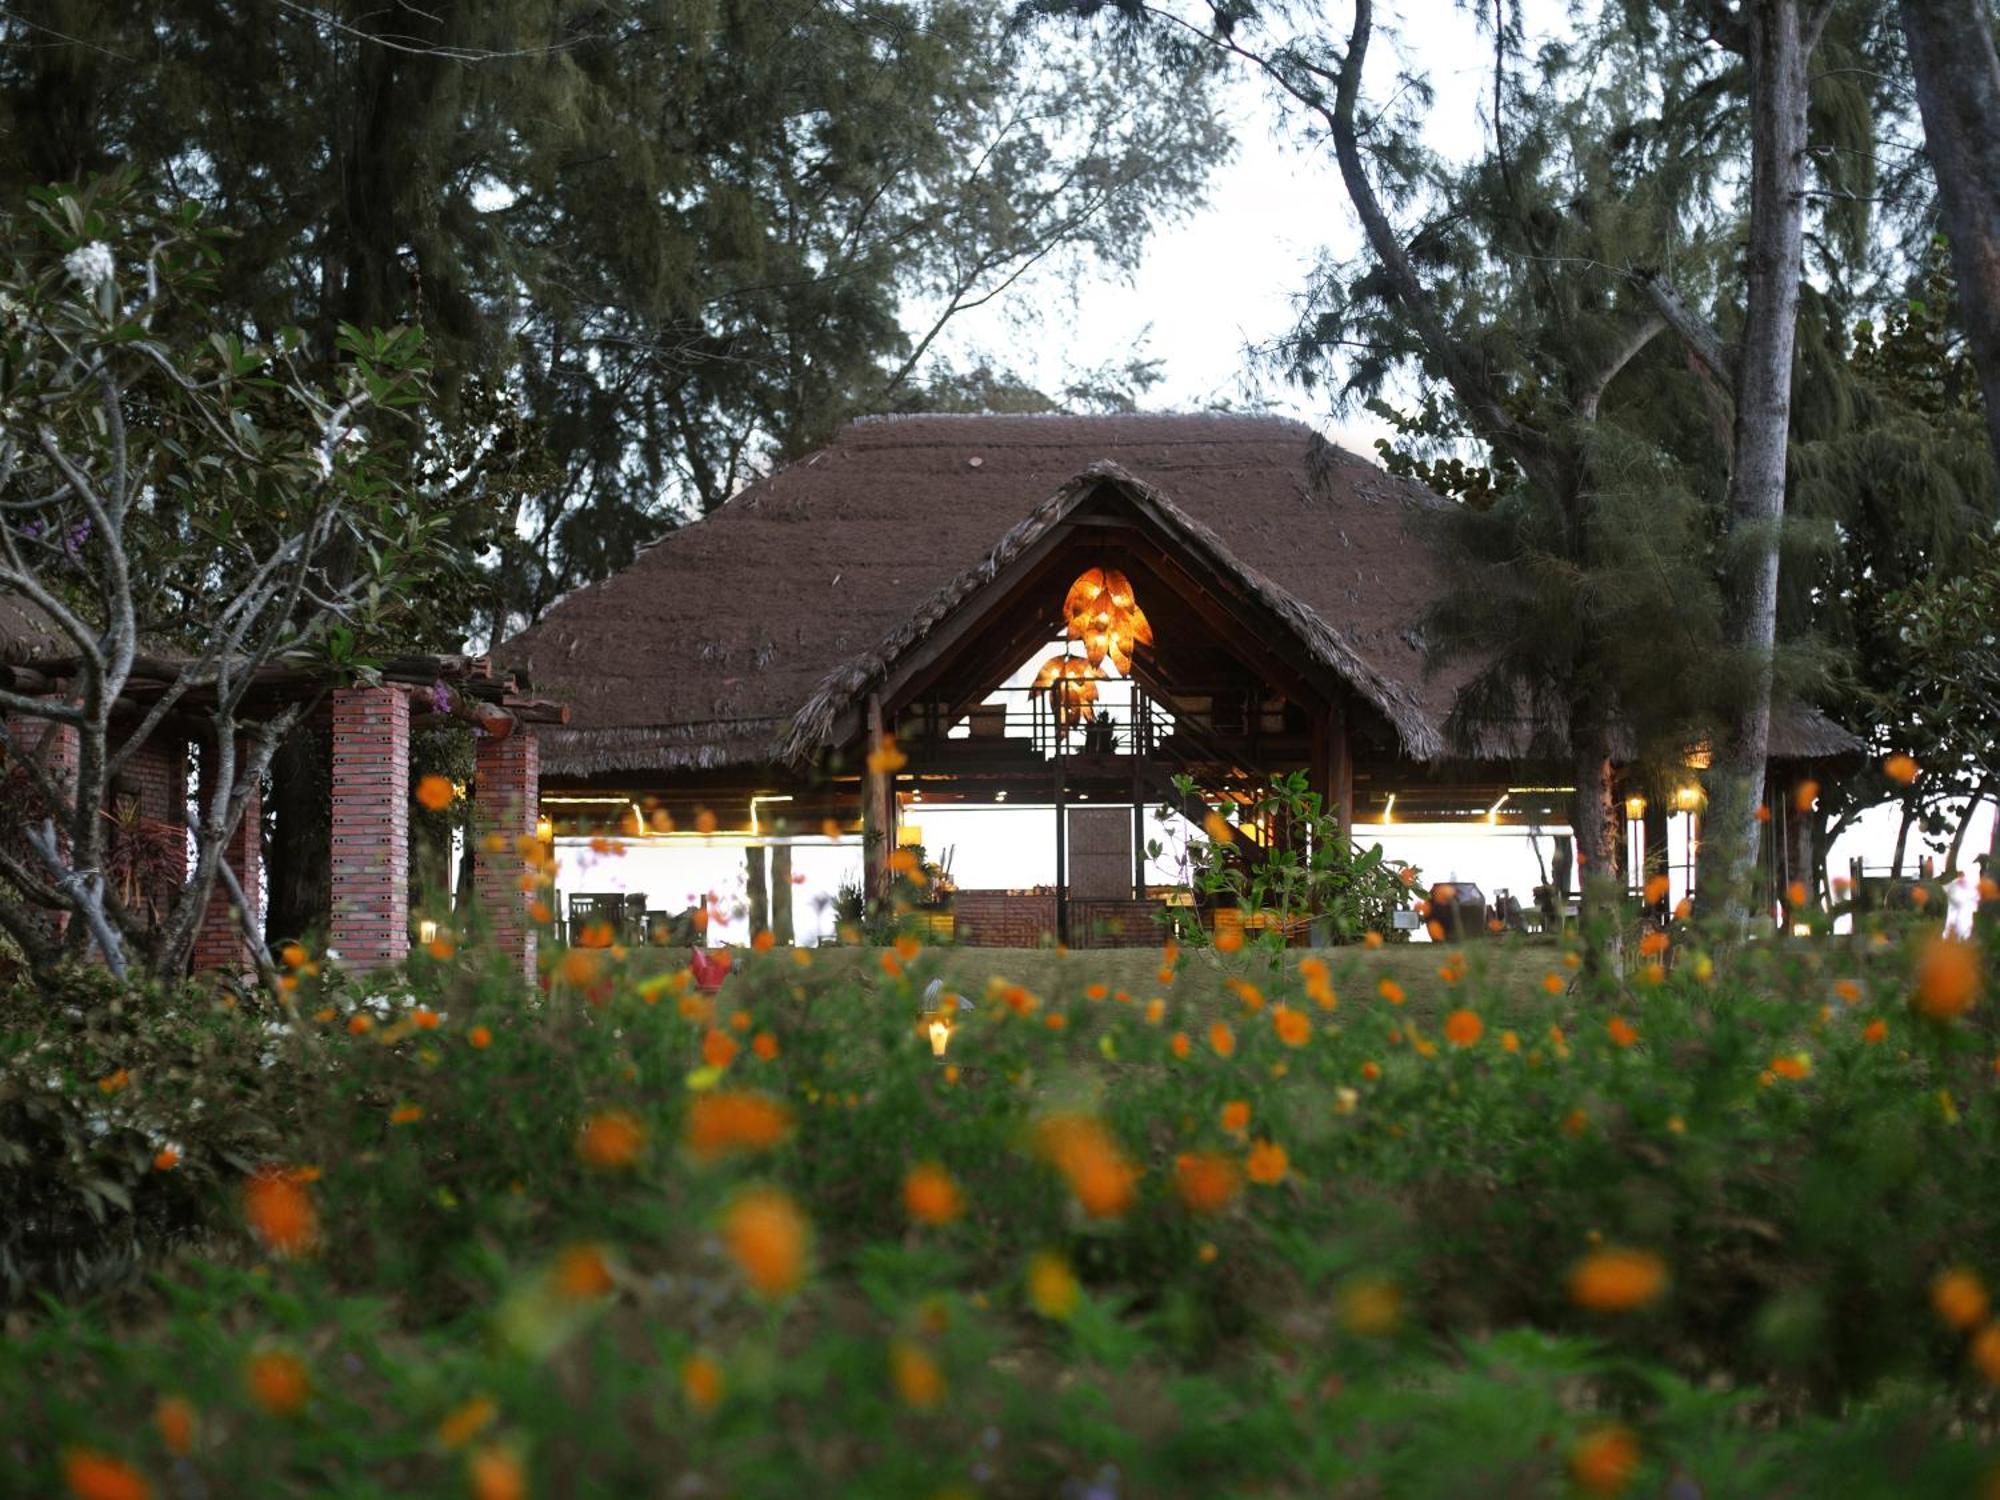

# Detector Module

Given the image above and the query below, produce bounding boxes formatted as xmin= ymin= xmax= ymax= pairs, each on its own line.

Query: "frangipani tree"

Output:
xmin=0 ymin=177 xmax=468 ymax=980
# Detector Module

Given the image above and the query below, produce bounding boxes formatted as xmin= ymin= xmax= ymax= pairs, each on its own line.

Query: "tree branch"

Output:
xmin=1633 ymin=271 xmax=1735 ymax=398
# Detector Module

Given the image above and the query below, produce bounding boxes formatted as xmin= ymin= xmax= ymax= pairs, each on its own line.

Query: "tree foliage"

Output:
xmin=0 ymin=0 xmax=1228 ymax=637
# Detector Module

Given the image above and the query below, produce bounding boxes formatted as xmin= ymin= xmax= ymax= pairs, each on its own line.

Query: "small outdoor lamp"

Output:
xmin=1624 ymin=794 xmax=1646 ymax=820
xmin=536 ymin=812 xmax=554 ymax=843
xmin=1674 ymin=783 xmax=1704 ymax=813
xmin=416 ymin=918 xmax=440 ymax=946
xmin=921 ymin=977 xmax=965 ymax=1059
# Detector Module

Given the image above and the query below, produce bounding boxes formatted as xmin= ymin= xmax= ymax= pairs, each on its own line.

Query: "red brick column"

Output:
xmin=192 ymin=740 xmax=259 ymax=974
xmin=330 ymin=687 xmax=410 ymax=971
xmin=475 ymin=728 xmax=540 ymax=980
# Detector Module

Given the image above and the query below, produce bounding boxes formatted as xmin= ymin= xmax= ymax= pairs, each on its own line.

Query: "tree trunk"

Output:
xmin=1901 ymin=0 xmax=2000 ymax=467
xmin=265 ymin=717 xmax=332 ymax=946
xmin=1891 ymin=797 xmax=1916 ymax=878
xmin=1946 ymin=778 xmax=1993 ymax=874
xmin=1699 ymin=1 xmax=1823 ymax=918
xmin=1570 ymin=715 xmax=1624 ymax=974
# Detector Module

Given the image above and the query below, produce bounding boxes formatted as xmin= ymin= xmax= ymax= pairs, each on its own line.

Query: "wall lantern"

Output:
xmin=1624 ymin=794 xmax=1647 ymax=820
xmin=416 ymin=918 xmax=439 ymax=946
xmin=1674 ymin=784 xmax=1705 ymax=813
xmin=535 ymin=812 xmax=555 ymax=843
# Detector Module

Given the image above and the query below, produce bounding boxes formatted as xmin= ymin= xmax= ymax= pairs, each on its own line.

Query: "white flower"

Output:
xmin=62 ymin=241 xmax=115 ymax=291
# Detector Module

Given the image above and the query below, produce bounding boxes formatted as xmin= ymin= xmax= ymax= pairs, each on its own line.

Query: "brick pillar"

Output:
xmin=474 ymin=728 xmax=539 ymax=979
xmin=330 ymin=687 xmax=410 ymax=971
xmin=191 ymin=739 xmax=259 ymax=974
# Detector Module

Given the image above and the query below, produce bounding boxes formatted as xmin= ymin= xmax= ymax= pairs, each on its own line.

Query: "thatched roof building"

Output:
xmin=496 ymin=412 xmax=1855 ymax=783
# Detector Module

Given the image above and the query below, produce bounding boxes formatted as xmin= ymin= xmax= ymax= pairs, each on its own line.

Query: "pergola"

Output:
xmin=496 ymin=414 xmax=1860 ymax=947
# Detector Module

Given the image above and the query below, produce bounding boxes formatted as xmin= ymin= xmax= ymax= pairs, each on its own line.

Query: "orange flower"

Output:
xmin=578 ymin=1111 xmax=645 ymax=1169
xmin=1562 ymin=1107 xmax=1589 ymax=1137
xmin=1170 ymin=1031 xmax=1190 ymax=1058
xmin=1442 ymin=1008 xmax=1483 ymax=1047
xmin=702 ymin=1028 xmax=741 ymax=1069
xmin=245 ymin=1350 xmax=311 ymax=1416
xmin=466 ymin=1023 xmax=495 ymax=1051
xmin=1226 ymin=977 xmax=1265 ymax=1010
xmin=437 ymin=1395 xmax=498 ymax=1450
xmin=1569 ymin=1247 xmax=1668 ymax=1312
xmin=1933 ymin=1267 xmax=1991 ymax=1331
xmin=722 ymin=1186 xmax=809 ymax=1300
xmin=1085 ymin=982 xmax=1109 ymax=1001
xmin=1862 ymin=1017 xmax=1887 ymax=1044
xmin=389 ymin=1103 xmax=424 ymax=1126
xmin=1208 ymin=1021 xmax=1236 ymax=1058
xmin=1245 ymin=1139 xmax=1289 ymax=1185
xmin=684 ymin=1091 xmax=793 ymax=1161
xmin=1174 ymin=1151 xmax=1243 ymax=1213
xmin=528 ymin=899 xmax=553 ymax=925
xmin=1032 ymin=1112 xmax=1139 ymax=1219
xmin=1219 ymin=1099 xmax=1251 ymax=1133
xmin=279 ymin=941 xmax=308 ymax=968
xmin=1569 ymin=1425 xmax=1641 ymax=1496
xmin=889 ymin=847 xmax=921 ymax=876
xmin=1144 ymin=998 xmax=1166 ymax=1024
xmin=749 ymin=929 xmax=776 ymax=953
xmin=1606 ymin=1017 xmax=1638 ymax=1048
xmin=1213 ymin=923 xmax=1244 ymax=954
xmin=751 ymin=1031 xmax=780 ymax=1061
xmin=1834 ymin=978 xmax=1861 ymax=1005
xmin=1500 ymin=1029 xmax=1520 ymax=1053
xmin=97 ymin=1068 xmax=129 ymax=1094
xmin=903 ymin=1163 xmax=963 ymax=1225
xmin=1360 ymin=1060 xmax=1381 ymax=1082
xmin=467 ymin=1445 xmax=527 ymax=1500
xmin=1541 ymin=972 xmax=1564 ymax=995
xmin=1267 ymin=1005 xmax=1308 ymax=1047
xmin=243 ymin=1166 xmax=317 ymax=1257
xmin=1643 ymin=873 xmax=1670 ymax=904
xmin=347 ymin=1013 xmax=374 ymax=1036
xmin=1637 ymin=931 xmax=1669 ymax=958
xmin=1769 ymin=1052 xmax=1811 ymax=1081
xmin=866 ymin=738 xmax=909 ymax=775
xmin=61 ymin=1450 xmax=151 ymax=1500
xmin=1915 ymin=937 xmax=1981 ymax=1020
xmin=552 ymin=1243 xmax=615 ymax=1300
xmin=1884 ymin=753 xmax=1919 ymax=786
xmin=154 ymin=1395 xmax=196 ymax=1456
xmin=1026 ymin=1250 xmax=1079 ymax=1319
xmin=1377 ymin=978 xmax=1404 ymax=1005
xmin=889 ymin=1339 xmax=946 ymax=1408
xmin=1362 ymin=930 xmax=1384 ymax=949
xmin=415 ymin=774 xmax=455 ymax=812
xmin=1972 ymin=1323 xmax=2000 ymax=1385
xmin=152 ymin=1147 xmax=180 ymax=1172
xmin=681 ymin=1352 xmax=725 ymax=1412
xmin=878 ymin=951 xmax=903 ymax=979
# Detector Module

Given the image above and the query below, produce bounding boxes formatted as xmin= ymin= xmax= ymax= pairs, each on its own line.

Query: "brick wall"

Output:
xmin=954 ymin=890 xmax=1057 ymax=948
xmin=1069 ymin=899 xmax=1167 ymax=949
xmin=190 ymin=739 xmax=260 ymax=975
xmin=330 ymin=687 xmax=410 ymax=971
xmin=474 ymin=729 xmax=540 ymax=979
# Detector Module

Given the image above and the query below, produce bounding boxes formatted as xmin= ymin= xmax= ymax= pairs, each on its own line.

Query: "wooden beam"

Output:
xmin=863 ymin=693 xmax=894 ymax=908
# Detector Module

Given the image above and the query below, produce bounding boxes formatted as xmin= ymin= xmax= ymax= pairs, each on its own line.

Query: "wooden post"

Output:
xmin=863 ymin=693 xmax=894 ymax=909
xmin=746 ymin=844 xmax=769 ymax=935
xmin=1054 ymin=749 xmax=1069 ymax=947
xmin=1309 ymin=697 xmax=1354 ymax=847
xmin=770 ymin=842 xmax=795 ymax=945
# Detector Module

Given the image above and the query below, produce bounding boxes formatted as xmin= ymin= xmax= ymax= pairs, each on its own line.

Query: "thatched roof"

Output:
xmin=494 ymin=413 xmax=1860 ymax=777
